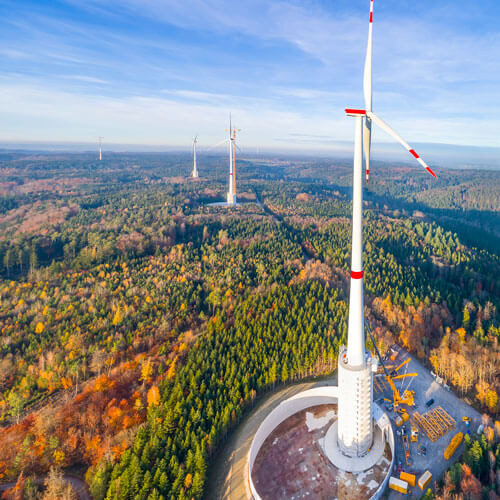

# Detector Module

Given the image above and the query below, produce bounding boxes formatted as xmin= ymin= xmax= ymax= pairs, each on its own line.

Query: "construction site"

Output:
xmin=374 ymin=344 xmax=481 ymax=499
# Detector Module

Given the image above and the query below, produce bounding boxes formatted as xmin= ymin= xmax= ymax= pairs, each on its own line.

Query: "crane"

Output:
xmin=367 ymin=322 xmax=417 ymax=409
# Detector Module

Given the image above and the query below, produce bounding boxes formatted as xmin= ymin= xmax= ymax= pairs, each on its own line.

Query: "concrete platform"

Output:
xmin=251 ymin=404 xmax=392 ymax=500
xmin=323 ymin=420 xmax=386 ymax=473
xmin=248 ymin=387 xmax=395 ymax=500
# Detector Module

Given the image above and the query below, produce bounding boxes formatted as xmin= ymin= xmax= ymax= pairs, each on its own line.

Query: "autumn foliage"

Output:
xmin=0 ymin=355 xmax=166 ymax=480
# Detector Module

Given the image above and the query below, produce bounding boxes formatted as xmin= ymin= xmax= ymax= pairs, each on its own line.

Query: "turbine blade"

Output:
xmin=368 ymin=112 xmax=437 ymax=178
xmin=363 ymin=118 xmax=372 ymax=183
xmin=363 ymin=0 xmax=374 ymax=112
xmin=363 ymin=0 xmax=373 ymax=184
xmin=206 ymin=138 xmax=229 ymax=150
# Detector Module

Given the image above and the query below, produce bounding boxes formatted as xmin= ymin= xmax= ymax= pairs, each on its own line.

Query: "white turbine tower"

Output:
xmin=192 ymin=136 xmax=199 ymax=178
xmin=98 ymin=136 xmax=103 ymax=161
xmin=226 ymin=115 xmax=240 ymax=205
xmin=336 ymin=0 xmax=437 ymax=459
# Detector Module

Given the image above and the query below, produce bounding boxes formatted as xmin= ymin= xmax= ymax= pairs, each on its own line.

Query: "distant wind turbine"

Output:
xmin=98 ymin=136 xmax=104 ymax=161
xmin=192 ymin=136 xmax=199 ymax=178
xmin=226 ymin=114 xmax=240 ymax=205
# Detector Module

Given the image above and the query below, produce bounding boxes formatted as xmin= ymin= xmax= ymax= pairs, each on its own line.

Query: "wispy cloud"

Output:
xmin=63 ymin=75 xmax=110 ymax=85
xmin=0 ymin=0 xmax=497 ymax=153
xmin=0 ymin=48 xmax=30 ymax=59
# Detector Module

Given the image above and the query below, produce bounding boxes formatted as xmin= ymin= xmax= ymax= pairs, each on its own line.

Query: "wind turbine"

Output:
xmin=226 ymin=114 xmax=240 ymax=205
xmin=98 ymin=136 xmax=104 ymax=161
xmin=192 ymin=136 xmax=199 ymax=178
xmin=336 ymin=0 xmax=438 ymax=459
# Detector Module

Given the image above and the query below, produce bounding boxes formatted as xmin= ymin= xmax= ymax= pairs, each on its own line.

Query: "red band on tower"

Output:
xmin=351 ymin=270 xmax=363 ymax=279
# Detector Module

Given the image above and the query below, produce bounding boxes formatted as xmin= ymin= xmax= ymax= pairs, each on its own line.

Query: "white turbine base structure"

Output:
xmin=337 ymin=350 xmax=375 ymax=456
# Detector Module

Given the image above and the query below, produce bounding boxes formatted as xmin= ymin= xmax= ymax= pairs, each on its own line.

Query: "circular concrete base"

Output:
xmin=248 ymin=387 xmax=395 ymax=500
xmin=322 ymin=420 xmax=386 ymax=473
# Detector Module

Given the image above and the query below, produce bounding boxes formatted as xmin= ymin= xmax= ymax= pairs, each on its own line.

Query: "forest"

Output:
xmin=0 ymin=151 xmax=498 ymax=499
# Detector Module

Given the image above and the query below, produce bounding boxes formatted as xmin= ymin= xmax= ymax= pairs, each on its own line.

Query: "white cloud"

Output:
xmin=0 ymin=48 xmax=30 ymax=59
xmin=2 ymin=0 xmax=498 ymax=150
xmin=63 ymin=75 xmax=110 ymax=84
xmin=0 ymin=81 xmax=343 ymax=147
xmin=0 ymin=79 xmax=497 ymax=151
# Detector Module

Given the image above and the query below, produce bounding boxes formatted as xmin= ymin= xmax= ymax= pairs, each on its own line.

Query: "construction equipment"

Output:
xmin=399 ymin=409 xmax=410 ymax=422
xmin=377 ymin=364 xmax=395 ymax=375
xmin=412 ymin=406 xmax=456 ymax=442
xmin=444 ymin=432 xmax=463 ymax=460
xmin=410 ymin=425 xmax=419 ymax=443
xmin=383 ymin=397 xmax=393 ymax=411
xmin=391 ymin=357 xmax=410 ymax=376
xmin=396 ymin=407 xmax=410 ymax=427
xmin=388 ymin=372 xmax=418 ymax=409
xmin=389 ymin=477 xmax=408 ymax=494
xmin=417 ymin=444 xmax=427 ymax=456
xmin=400 ymin=471 xmax=416 ymax=487
xmin=418 ymin=470 xmax=432 ymax=491
xmin=402 ymin=434 xmax=413 ymax=466
xmin=366 ymin=324 xmax=417 ymax=410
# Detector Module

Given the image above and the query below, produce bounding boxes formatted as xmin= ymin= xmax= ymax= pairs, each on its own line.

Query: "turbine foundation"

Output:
xmin=337 ymin=348 xmax=376 ymax=458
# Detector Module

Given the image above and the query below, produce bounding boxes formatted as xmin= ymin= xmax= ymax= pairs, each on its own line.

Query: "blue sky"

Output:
xmin=0 ymin=0 xmax=499 ymax=154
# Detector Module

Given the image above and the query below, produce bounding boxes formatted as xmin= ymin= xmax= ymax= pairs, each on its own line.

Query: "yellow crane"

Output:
xmin=367 ymin=323 xmax=417 ymax=409
xmin=387 ymin=372 xmax=418 ymax=409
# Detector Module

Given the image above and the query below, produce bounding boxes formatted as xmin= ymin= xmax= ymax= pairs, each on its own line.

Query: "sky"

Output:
xmin=0 ymin=0 xmax=499 ymax=159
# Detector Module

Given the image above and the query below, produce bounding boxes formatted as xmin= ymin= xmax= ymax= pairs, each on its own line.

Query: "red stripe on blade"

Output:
xmin=409 ymin=149 xmax=419 ymax=159
xmin=425 ymin=166 xmax=437 ymax=178
xmin=351 ymin=270 xmax=363 ymax=279
xmin=370 ymin=12 xmax=373 ymax=22
xmin=345 ymin=108 xmax=366 ymax=115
